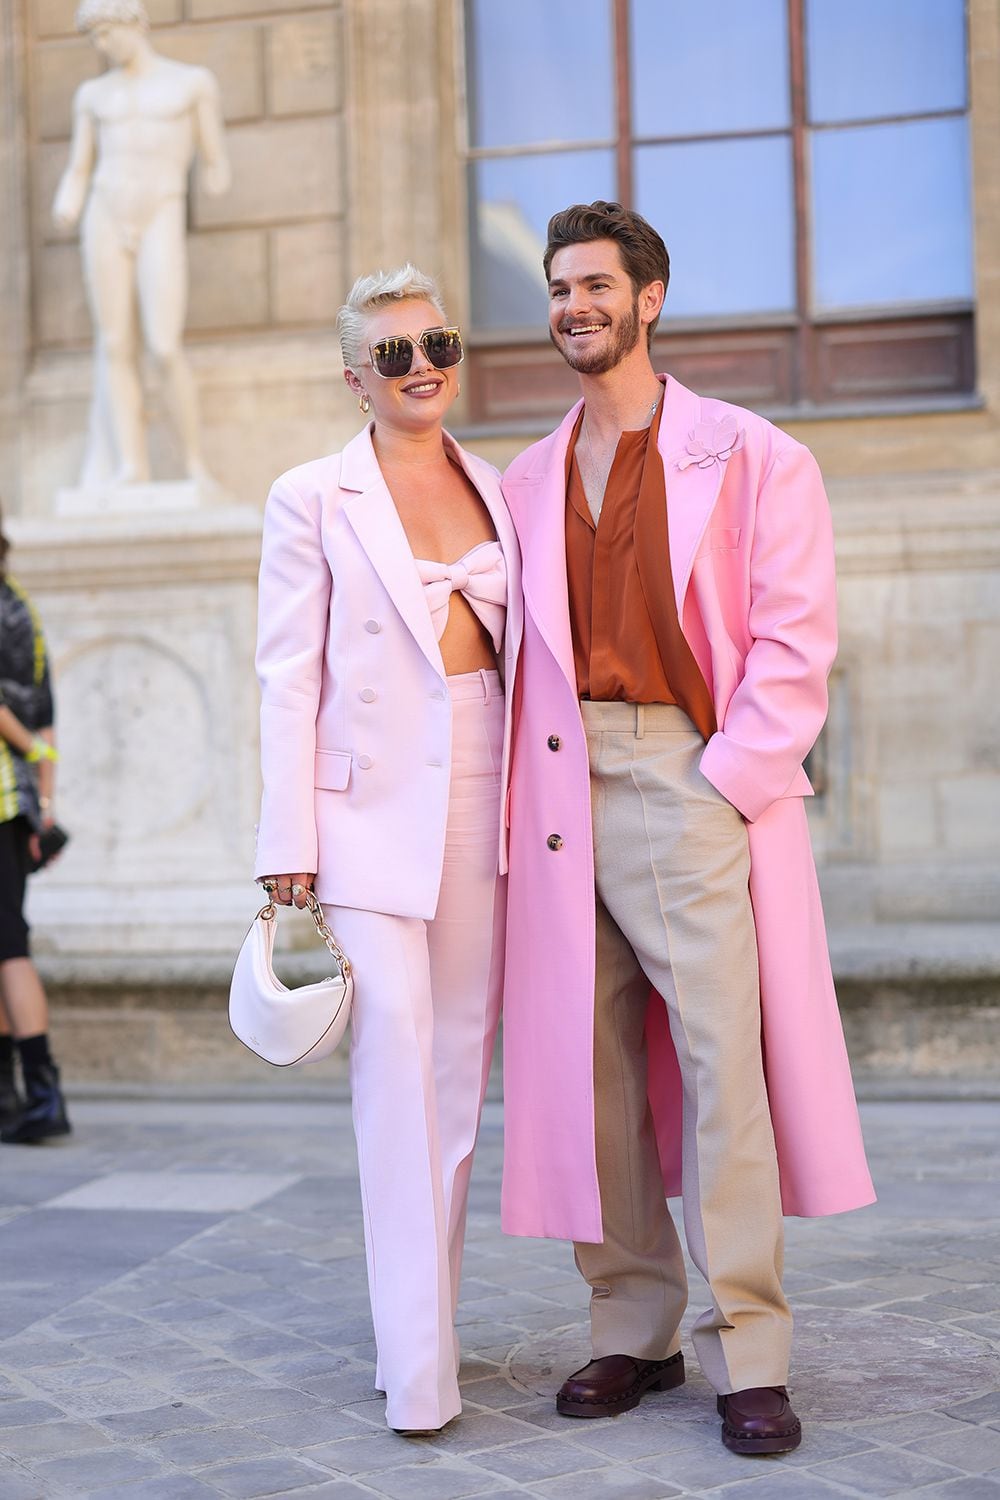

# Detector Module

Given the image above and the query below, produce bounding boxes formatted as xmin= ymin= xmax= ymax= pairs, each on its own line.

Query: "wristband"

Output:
xmin=26 ymin=738 xmax=58 ymax=764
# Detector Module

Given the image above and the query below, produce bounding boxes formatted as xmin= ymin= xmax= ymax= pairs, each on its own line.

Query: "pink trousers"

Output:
xmin=325 ymin=669 xmax=505 ymax=1430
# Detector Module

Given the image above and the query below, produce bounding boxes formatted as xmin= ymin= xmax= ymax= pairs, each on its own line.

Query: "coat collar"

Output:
xmin=506 ymin=373 xmax=728 ymax=638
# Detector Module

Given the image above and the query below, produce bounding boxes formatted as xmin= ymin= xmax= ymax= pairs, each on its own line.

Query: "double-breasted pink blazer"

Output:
xmin=254 ymin=423 xmax=523 ymax=918
xmin=500 ymin=374 xmax=876 ymax=1242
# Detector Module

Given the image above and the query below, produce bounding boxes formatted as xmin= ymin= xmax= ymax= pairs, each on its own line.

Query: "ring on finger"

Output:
xmin=291 ymin=883 xmax=306 ymax=896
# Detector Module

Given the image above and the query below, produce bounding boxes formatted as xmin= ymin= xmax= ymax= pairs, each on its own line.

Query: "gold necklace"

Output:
xmin=581 ymin=391 xmax=661 ymax=521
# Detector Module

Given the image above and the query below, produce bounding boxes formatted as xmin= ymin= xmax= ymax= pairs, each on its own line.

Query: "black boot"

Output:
xmin=1 ymin=1059 xmax=71 ymax=1144
xmin=0 ymin=1041 xmax=23 ymax=1129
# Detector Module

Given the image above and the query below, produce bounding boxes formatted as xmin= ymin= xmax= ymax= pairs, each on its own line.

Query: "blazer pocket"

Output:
xmin=315 ymin=749 xmax=352 ymax=791
xmin=695 ymin=526 xmax=741 ymax=558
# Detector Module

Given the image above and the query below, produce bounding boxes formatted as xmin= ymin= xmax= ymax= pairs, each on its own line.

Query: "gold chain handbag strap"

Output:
xmin=304 ymin=890 xmax=353 ymax=977
xmin=255 ymin=886 xmax=353 ymax=978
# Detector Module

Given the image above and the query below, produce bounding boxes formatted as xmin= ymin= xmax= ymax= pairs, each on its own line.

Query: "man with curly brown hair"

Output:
xmin=499 ymin=202 xmax=875 ymax=1455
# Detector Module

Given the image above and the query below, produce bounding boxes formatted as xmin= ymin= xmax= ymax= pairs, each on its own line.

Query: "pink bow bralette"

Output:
xmin=413 ymin=539 xmax=507 ymax=651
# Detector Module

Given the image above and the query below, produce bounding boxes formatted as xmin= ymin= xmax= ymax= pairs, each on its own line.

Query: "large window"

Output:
xmin=463 ymin=0 xmax=974 ymax=424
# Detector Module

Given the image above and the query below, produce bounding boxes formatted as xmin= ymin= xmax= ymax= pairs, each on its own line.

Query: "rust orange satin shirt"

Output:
xmin=565 ymin=400 xmax=717 ymax=741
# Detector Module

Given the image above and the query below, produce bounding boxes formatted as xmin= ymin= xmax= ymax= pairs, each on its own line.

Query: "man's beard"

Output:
xmin=550 ymin=298 xmax=642 ymax=374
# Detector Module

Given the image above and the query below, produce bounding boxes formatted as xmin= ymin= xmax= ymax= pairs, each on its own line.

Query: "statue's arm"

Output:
xmin=52 ymin=85 xmax=96 ymax=229
xmin=193 ymin=68 xmax=231 ymax=196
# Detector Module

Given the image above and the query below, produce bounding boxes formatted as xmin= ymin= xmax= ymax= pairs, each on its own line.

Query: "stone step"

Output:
xmin=34 ymin=920 xmax=1000 ymax=1088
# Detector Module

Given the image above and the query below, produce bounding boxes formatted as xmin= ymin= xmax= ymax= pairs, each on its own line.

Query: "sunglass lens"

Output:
xmin=372 ymin=337 xmax=415 ymax=378
xmin=423 ymin=329 xmax=463 ymax=370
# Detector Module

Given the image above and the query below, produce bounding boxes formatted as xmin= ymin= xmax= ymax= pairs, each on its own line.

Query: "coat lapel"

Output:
xmin=657 ymin=375 xmax=727 ymax=614
xmin=633 ymin=397 xmax=718 ymax=738
xmin=339 ymin=426 xmax=445 ymax=678
xmin=504 ymin=401 xmax=583 ymax=690
xmin=510 ymin=379 xmax=726 ymax=681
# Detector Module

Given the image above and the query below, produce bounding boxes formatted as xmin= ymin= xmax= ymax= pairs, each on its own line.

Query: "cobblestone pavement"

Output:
xmin=1 ymin=1095 xmax=999 ymax=1499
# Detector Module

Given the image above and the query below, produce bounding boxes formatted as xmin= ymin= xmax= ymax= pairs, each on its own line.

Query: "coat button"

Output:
xmin=359 ymin=687 xmax=377 ymax=703
xmin=357 ymin=754 xmax=374 ymax=769
xmin=547 ymin=734 xmax=561 ymax=751
xmin=546 ymin=833 xmax=563 ymax=851
xmin=364 ymin=619 xmax=381 ymax=634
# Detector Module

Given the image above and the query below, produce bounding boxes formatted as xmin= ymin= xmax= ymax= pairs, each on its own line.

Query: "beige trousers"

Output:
xmin=575 ymin=701 xmax=792 ymax=1394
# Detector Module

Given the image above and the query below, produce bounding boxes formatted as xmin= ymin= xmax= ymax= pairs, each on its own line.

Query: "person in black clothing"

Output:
xmin=0 ymin=509 xmax=70 ymax=1144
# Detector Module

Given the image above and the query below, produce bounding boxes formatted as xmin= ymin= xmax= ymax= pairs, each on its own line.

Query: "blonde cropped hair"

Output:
xmin=76 ymin=0 xmax=150 ymax=29
xmin=337 ymin=264 xmax=446 ymax=369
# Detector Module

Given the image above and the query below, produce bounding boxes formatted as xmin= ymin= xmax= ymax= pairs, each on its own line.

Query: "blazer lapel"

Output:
xmin=446 ymin=435 xmax=524 ymax=684
xmin=657 ymin=375 xmax=726 ymax=614
xmin=339 ymin=427 xmax=445 ymax=678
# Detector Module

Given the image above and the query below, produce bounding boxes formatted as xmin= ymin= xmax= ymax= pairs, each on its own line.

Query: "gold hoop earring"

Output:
xmin=359 ymin=393 xmax=371 ymax=414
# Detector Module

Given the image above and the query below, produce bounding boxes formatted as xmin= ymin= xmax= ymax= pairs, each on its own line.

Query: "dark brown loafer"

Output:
xmin=717 ymin=1386 xmax=802 ymax=1454
xmin=556 ymin=1351 xmax=685 ymax=1417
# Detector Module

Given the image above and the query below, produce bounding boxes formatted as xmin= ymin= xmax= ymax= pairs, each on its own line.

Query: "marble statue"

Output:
xmin=52 ymin=0 xmax=231 ymax=489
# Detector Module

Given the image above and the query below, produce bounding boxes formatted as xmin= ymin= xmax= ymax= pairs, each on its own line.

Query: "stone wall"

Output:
xmin=826 ymin=471 xmax=1000 ymax=928
xmin=0 ymin=0 xmax=997 ymax=1087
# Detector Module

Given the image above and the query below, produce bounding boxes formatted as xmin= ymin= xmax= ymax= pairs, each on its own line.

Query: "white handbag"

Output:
xmin=229 ymin=889 xmax=354 ymax=1066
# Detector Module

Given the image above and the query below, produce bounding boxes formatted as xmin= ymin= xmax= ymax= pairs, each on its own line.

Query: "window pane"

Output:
xmin=807 ymin=0 xmax=966 ymax=124
xmin=631 ymin=0 xmax=790 ymax=137
xmin=470 ymin=150 xmax=616 ymax=329
xmin=466 ymin=0 xmax=614 ymax=149
xmin=634 ymin=138 xmax=795 ymax=318
xmin=811 ymin=117 xmax=973 ymax=310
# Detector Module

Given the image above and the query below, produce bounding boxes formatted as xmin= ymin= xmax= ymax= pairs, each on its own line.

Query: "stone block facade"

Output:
xmin=0 ymin=0 xmax=997 ymax=1084
xmin=824 ymin=477 xmax=1000 ymax=929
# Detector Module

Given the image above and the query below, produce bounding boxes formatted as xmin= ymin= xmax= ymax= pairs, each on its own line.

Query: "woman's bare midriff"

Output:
xmin=438 ymin=594 xmax=499 ymax=676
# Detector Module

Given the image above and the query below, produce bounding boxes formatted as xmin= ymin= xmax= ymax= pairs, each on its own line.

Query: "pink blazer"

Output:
xmin=254 ymin=423 xmax=523 ymax=919
xmin=499 ymin=374 xmax=875 ymax=1239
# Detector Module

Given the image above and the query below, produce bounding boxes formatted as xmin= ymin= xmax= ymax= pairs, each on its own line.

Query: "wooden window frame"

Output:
xmin=462 ymin=0 xmax=975 ymax=429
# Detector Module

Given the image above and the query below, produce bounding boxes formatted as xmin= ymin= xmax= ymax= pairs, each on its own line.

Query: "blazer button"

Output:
xmin=357 ymin=754 xmax=374 ymax=769
xmin=546 ymin=833 xmax=564 ymax=851
xmin=547 ymin=734 xmax=561 ymax=751
xmin=364 ymin=619 xmax=381 ymax=634
xmin=359 ymin=687 xmax=377 ymax=703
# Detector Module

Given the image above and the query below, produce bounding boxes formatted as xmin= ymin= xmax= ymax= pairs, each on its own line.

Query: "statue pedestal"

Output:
xmin=7 ymin=497 xmax=308 ymax=1085
xmin=54 ymin=480 xmax=210 ymax=519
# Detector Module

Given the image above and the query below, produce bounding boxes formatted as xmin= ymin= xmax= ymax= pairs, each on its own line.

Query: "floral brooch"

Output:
xmin=677 ymin=414 xmax=745 ymax=471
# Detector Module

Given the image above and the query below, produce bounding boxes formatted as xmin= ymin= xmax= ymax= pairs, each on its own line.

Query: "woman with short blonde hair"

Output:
xmin=255 ymin=265 xmax=522 ymax=1433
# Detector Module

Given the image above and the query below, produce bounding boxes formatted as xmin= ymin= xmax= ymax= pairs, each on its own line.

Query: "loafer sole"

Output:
xmin=556 ymin=1353 xmax=685 ymax=1418
xmin=720 ymin=1421 xmax=802 ymax=1455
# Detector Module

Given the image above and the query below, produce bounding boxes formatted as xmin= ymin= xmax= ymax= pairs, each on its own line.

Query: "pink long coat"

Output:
xmin=500 ymin=374 xmax=876 ymax=1243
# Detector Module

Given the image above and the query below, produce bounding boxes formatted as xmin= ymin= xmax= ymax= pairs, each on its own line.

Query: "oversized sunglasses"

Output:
xmin=367 ymin=326 xmax=464 ymax=379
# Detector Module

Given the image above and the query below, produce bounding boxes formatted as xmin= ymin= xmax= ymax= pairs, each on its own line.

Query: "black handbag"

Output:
xmin=29 ymin=823 xmax=69 ymax=872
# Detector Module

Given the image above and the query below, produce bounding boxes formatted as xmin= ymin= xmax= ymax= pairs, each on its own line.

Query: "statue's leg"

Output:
xmin=137 ymin=200 xmax=209 ymax=483
xmin=81 ymin=197 xmax=150 ymax=484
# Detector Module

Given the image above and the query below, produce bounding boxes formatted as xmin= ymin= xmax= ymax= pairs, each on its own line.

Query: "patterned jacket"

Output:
xmin=0 ymin=576 xmax=54 ymax=828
